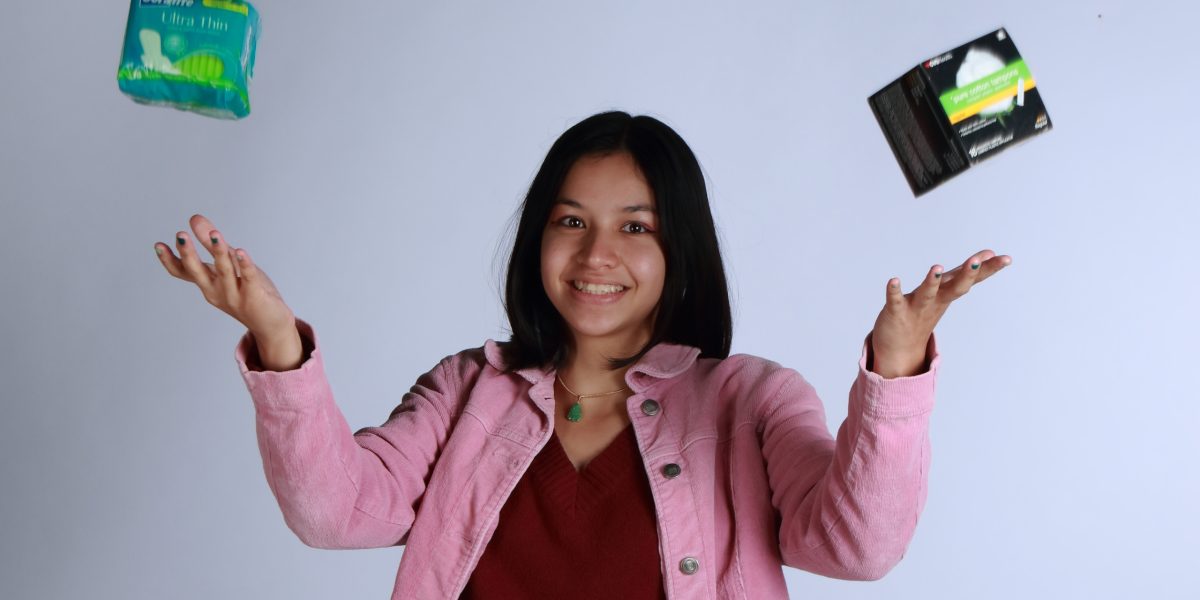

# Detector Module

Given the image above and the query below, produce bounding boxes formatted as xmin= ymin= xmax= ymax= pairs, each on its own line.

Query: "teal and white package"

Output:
xmin=117 ymin=0 xmax=261 ymax=120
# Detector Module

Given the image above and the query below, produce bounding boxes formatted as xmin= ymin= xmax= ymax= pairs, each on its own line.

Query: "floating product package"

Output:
xmin=117 ymin=0 xmax=261 ymax=120
xmin=869 ymin=28 xmax=1052 ymax=196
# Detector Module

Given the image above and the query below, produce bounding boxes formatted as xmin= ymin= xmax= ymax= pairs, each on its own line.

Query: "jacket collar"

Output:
xmin=482 ymin=339 xmax=702 ymax=388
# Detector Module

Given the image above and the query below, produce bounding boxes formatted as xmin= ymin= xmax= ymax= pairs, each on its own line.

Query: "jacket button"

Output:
xmin=640 ymin=399 xmax=660 ymax=416
xmin=662 ymin=463 xmax=682 ymax=478
xmin=679 ymin=556 xmax=699 ymax=575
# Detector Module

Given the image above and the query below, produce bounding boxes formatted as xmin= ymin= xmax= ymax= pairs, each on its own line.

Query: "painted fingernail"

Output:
xmin=155 ymin=246 xmax=163 ymax=257
xmin=211 ymin=234 xmax=219 ymax=246
xmin=177 ymin=236 xmax=185 ymax=246
xmin=971 ymin=262 xmax=980 ymax=270
xmin=934 ymin=271 xmax=942 ymax=278
xmin=236 ymin=252 xmax=243 ymax=262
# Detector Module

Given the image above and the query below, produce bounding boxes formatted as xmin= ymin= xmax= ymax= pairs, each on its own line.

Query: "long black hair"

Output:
xmin=499 ymin=111 xmax=732 ymax=372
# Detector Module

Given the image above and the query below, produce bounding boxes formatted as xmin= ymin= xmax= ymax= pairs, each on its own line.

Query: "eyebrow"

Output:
xmin=555 ymin=198 xmax=656 ymax=213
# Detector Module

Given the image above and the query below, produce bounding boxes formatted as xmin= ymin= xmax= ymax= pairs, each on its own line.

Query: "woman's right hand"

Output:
xmin=155 ymin=214 xmax=297 ymax=343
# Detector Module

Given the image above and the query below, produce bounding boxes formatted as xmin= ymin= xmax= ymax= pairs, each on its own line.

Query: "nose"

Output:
xmin=577 ymin=228 xmax=618 ymax=269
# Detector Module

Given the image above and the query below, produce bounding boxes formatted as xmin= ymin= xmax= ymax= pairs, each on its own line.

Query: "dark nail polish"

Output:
xmin=211 ymin=236 xmax=219 ymax=246
xmin=177 ymin=236 xmax=185 ymax=246
xmin=934 ymin=272 xmax=942 ymax=278
xmin=971 ymin=263 xmax=980 ymax=270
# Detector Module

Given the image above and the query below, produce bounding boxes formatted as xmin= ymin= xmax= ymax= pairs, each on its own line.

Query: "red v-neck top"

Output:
xmin=460 ymin=425 xmax=666 ymax=599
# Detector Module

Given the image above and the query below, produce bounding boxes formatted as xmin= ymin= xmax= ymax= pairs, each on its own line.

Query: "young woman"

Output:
xmin=155 ymin=111 xmax=1010 ymax=599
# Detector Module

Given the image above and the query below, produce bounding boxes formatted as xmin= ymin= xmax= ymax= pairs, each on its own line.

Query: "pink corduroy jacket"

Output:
xmin=234 ymin=317 xmax=941 ymax=599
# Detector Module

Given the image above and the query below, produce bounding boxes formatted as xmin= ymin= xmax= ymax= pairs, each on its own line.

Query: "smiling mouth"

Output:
xmin=572 ymin=280 xmax=626 ymax=295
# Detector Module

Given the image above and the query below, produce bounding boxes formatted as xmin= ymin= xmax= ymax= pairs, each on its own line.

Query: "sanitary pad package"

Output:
xmin=117 ymin=0 xmax=261 ymax=119
xmin=869 ymin=28 xmax=1052 ymax=196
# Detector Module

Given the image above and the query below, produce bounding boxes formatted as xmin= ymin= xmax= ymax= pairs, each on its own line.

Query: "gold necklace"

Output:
xmin=556 ymin=375 xmax=629 ymax=423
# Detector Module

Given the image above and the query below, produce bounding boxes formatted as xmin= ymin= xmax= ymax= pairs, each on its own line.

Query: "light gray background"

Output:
xmin=2 ymin=0 xmax=1196 ymax=598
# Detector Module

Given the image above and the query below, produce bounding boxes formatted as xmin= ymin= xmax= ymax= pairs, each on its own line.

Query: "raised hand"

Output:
xmin=869 ymin=249 xmax=1012 ymax=378
xmin=154 ymin=214 xmax=297 ymax=342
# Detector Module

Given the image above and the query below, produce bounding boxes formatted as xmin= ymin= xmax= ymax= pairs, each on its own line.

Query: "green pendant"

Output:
xmin=566 ymin=402 xmax=583 ymax=422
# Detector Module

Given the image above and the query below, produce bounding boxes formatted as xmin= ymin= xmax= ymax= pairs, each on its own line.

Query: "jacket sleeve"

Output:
xmin=760 ymin=330 xmax=940 ymax=580
xmin=234 ymin=317 xmax=458 ymax=550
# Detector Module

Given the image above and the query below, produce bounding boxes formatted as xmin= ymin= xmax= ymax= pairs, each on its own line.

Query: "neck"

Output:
xmin=557 ymin=332 xmax=648 ymax=395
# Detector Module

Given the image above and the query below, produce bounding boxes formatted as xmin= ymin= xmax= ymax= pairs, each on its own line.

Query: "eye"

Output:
xmin=555 ymin=216 xmax=584 ymax=228
xmin=622 ymin=222 xmax=654 ymax=234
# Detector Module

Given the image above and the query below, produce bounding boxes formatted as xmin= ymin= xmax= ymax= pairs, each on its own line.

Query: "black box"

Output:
xmin=869 ymin=27 xmax=1052 ymax=196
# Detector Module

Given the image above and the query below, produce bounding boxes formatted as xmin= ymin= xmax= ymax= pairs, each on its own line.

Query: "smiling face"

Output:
xmin=540 ymin=152 xmax=667 ymax=352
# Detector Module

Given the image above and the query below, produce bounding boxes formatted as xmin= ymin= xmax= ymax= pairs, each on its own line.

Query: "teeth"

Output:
xmin=573 ymin=280 xmax=625 ymax=294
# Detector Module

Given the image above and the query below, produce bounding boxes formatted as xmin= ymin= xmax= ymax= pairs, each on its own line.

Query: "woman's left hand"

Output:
xmin=869 ymin=249 xmax=1012 ymax=378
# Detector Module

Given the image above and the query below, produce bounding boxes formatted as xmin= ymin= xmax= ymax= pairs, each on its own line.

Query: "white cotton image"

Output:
xmin=956 ymin=46 xmax=1011 ymax=116
xmin=138 ymin=29 xmax=180 ymax=75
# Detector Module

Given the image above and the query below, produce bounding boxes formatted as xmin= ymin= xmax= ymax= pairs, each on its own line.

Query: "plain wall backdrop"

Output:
xmin=2 ymin=0 xmax=1197 ymax=598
